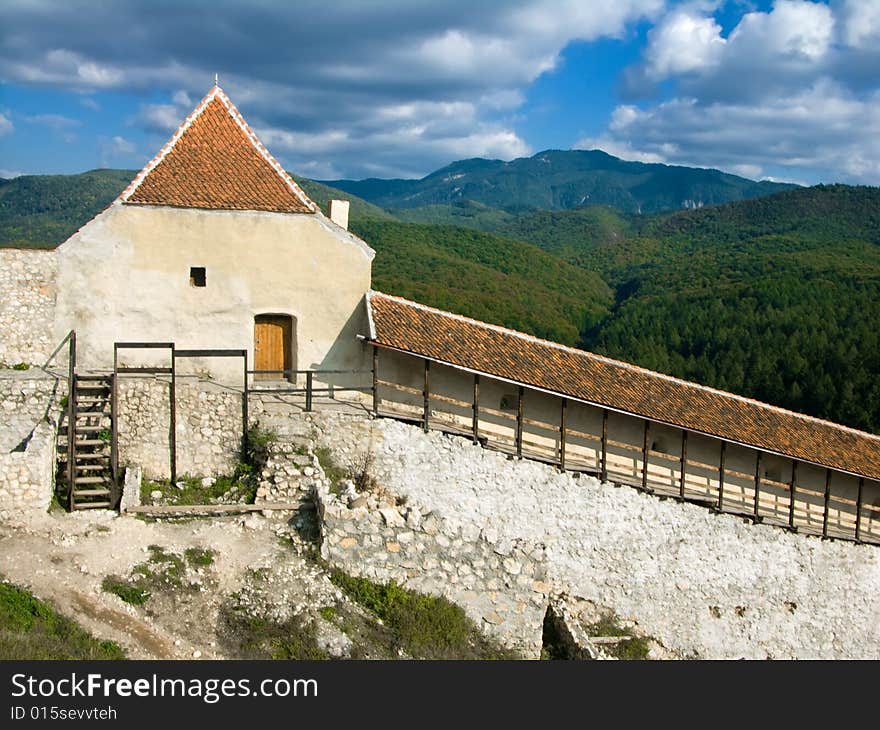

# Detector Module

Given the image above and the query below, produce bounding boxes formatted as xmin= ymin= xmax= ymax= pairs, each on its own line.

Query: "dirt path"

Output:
xmin=0 ymin=507 xmax=324 ymax=659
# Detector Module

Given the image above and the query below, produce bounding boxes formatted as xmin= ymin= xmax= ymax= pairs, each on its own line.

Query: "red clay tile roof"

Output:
xmin=119 ymin=86 xmax=315 ymax=214
xmin=367 ymin=291 xmax=880 ymax=481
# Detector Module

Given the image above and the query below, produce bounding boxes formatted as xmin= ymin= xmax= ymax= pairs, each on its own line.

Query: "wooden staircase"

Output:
xmin=62 ymin=374 xmax=117 ymax=510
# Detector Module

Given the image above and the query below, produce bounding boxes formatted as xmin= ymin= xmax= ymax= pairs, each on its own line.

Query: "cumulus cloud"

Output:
xmin=605 ymin=1 xmax=880 ymax=184
xmin=0 ymin=0 xmax=661 ymax=177
xmin=98 ymin=135 xmax=137 ymax=166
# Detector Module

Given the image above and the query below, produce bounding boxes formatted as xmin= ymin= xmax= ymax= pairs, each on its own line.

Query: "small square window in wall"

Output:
xmin=190 ymin=267 xmax=206 ymax=287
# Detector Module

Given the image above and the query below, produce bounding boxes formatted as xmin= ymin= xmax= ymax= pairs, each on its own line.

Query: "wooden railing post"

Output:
xmin=600 ymin=409 xmax=608 ymax=481
xmin=788 ymin=460 xmax=798 ymax=529
xmin=305 ymin=371 xmax=313 ymax=412
xmin=559 ymin=397 xmax=567 ymax=472
xmin=170 ymin=344 xmax=176 ymax=484
xmin=472 ymin=374 xmax=480 ymax=444
xmin=855 ymin=477 xmax=864 ymax=543
xmin=679 ymin=430 xmax=688 ymax=498
xmin=423 ymin=359 xmax=430 ymax=432
xmin=372 ymin=345 xmax=379 ymax=416
xmin=718 ymin=441 xmax=726 ymax=511
xmin=822 ymin=469 xmax=832 ymax=537
xmin=753 ymin=450 xmax=762 ymax=519
xmin=110 ymin=371 xmax=118 ymax=506
xmin=66 ymin=332 xmax=76 ymax=512
xmin=642 ymin=420 xmax=651 ymax=490
xmin=515 ymin=385 xmax=524 ymax=458
xmin=242 ymin=350 xmax=249 ymax=461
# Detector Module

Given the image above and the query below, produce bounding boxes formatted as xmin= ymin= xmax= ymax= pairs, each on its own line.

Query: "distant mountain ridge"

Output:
xmin=324 ymin=149 xmax=798 ymax=215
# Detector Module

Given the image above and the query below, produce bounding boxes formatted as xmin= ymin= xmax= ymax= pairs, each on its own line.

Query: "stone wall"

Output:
xmin=0 ymin=249 xmax=58 ymax=367
xmin=0 ymin=372 xmax=61 ymax=516
xmin=117 ymin=376 xmax=243 ymax=479
xmin=311 ymin=410 xmax=880 ymax=660
xmin=311 ymin=422 xmax=550 ymax=657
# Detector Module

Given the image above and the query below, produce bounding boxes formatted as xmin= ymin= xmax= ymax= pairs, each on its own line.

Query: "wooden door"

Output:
xmin=254 ymin=315 xmax=292 ymax=380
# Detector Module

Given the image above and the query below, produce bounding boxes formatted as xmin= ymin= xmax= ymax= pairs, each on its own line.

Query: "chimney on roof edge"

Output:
xmin=329 ymin=199 xmax=350 ymax=230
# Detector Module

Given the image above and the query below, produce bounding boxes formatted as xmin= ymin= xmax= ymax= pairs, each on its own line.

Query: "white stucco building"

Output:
xmin=53 ymin=85 xmax=373 ymax=378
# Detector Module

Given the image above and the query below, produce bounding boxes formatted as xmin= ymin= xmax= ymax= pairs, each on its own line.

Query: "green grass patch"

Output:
xmin=102 ymin=546 xmax=204 ymax=606
xmin=11 ymin=363 xmax=30 ymax=371
xmin=219 ymin=606 xmax=329 ymax=660
xmin=141 ymin=464 xmax=256 ymax=507
xmin=314 ymin=446 xmax=348 ymax=492
xmin=184 ymin=547 xmax=215 ymax=567
xmin=100 ymin=576 xmax=150 ymax=606
xmin=0 ymin=580 xmax=125 ymax=660
xmin=329 ymin=569 xmax=517 ymax=659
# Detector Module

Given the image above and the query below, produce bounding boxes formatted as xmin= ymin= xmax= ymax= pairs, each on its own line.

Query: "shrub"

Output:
xmin=585 ymin=611 xmax=651 ymax=660
xmin=101 ymin=576 xmax=150 ymax=606
xmin=245 ymin=422 xmax=277 ymax=471
xmin=329 ymin=570 xmax=517 ymax=660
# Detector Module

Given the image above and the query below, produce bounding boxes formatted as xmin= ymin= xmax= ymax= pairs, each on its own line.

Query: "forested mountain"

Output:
xmin=325 ymin=149 xmax=797 ymax=214
xmin=351 ymin=220 xmax=611 ymax=346
xmin=543 ymin=186 xmax=880 ymax=433
xmin=0 ymin=169 xmax=134 ymax=248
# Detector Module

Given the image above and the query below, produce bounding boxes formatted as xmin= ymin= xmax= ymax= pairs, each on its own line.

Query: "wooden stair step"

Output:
xmin=73 ymin=502 xmax=112 ymax=510
xmin=76 ymin=383 xmax=110 ymax=391
xmin=75 ymin=464 xmax=107 ymax=471
xmin=75 ymin=425 xmax=105 ymax=433
xmin=73 ymin=488 xmax=111 ymax=497
xmin=74 ymin=453 xmax=110 ymax=461
xmin=76 ymin=411 xmax=105 ymax=418
xmin=72 ymin=439 xmax=107 ymax=447
xmin=74 ymin=476 xmax=111 ymax=485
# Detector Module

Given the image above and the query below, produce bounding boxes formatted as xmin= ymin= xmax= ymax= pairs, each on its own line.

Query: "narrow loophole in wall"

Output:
xmin=190 ymin=267 xmax=206 ymax=287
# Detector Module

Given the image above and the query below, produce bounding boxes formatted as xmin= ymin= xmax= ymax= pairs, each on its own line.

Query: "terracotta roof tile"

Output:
xmin=367 ymin=291 xmax=880 ymax=481
xmin=120 ymin=86 xmax=315 ymax=214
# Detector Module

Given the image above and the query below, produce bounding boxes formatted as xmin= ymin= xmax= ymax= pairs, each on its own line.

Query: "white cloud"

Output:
xmin=0 ymin=168 xmax=24 ymax=178
xmin=838 ymin=0 xmax=880 ymax=48
xmin=98 ymin=135 xmax=137 ymax=165
xmin=644 ymin=11 xmax=725 ymax=79
xmin=133 ymin=104 xmax=184 ymax=133
xmin=591 ymin=81 xmax=880 ymax=183
xmin=0 ymin=0 xmax=662 ymax=177
xmin=0 ymin=112 xmax=12 ymax=136
xmin=604 ymin=1 xmax=880 ymax=184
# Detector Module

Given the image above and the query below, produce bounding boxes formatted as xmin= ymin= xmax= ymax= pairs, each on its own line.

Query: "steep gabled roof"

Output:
xmin=119 ymin=85 xmax=316 ymax=214
xmin=367 ymin=290 xmax=880 ymax=481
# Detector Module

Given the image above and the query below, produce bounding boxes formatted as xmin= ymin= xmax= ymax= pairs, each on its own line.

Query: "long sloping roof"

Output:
xmin=367 ymin=290 xmax=880 ymax=481
xmin=118 ymin=85 xmax=316 ymax=214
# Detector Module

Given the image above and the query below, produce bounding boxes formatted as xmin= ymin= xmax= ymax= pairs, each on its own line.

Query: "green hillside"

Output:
xmin=579 ymin=185 xmax=880 ymax=433
xmin=0 ymin=169 xmax=391 ymax=249
xmin=351 ymin=220 xmax=612 ymax=345
xmin=0 ymin=169 xmax=134 ymax=248
xmin=326 ymin=149 xmax=797 ymax=215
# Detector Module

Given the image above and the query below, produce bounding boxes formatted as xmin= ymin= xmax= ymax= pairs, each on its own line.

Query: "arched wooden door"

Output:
xmin=254 ymin=314 xmax=294 ymax=380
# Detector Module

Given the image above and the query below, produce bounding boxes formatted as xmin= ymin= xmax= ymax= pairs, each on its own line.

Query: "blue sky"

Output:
xmin=1 ymin=1 xmax=878 ymax=184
